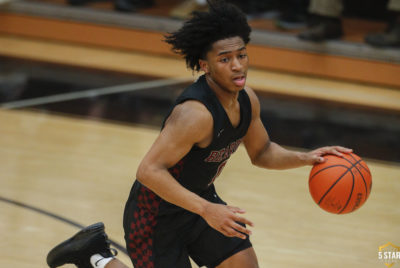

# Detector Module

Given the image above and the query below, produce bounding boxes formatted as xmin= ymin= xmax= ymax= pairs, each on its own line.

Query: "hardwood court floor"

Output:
xmin=1 ymin=108 xmax=399 ymax=267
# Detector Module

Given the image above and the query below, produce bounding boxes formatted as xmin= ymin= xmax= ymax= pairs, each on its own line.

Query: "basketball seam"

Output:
xmin=342 ymin=156 xmax=370 ymax=198
xmin=348 ymin=154 xmax=371 ymax=175
xmin=317 ymin=159 xmax=362 ymax=209
xmin=354 ymin=164 xmax=368 ymax=197
xmin=338 ymin=169 xmax=355 ymax=214
xmin=347 ymin=153 xmax=358 ymax=163
xmin=317 ymin=169 xmax=349 ymax=205
xmin=309 ymin=164 xmax=349 ymax=183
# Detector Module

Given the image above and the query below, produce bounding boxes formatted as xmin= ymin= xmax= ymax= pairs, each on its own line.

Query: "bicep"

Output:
xmin=243 ymin=117 xmax=271 ymax=163
xmin=139 ymin=102 xmax=213 ymax=170
xmin=242 ymin=87 xmax=271 ymax=163
xmin=141 ymin=124 xmax=196 ymax=169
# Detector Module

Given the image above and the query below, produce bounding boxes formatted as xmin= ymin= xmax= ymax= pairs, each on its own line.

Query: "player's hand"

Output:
xmin=201 ymin=203 xmax=254 ymax=239
xmin=306 ymin=146 xmax=353 ymax=164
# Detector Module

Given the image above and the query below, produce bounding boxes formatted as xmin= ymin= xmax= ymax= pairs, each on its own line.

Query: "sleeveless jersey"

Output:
xmin=164 ymin=74 xmax=252 ymax=194
xmin=123 ymin=75 xmax=253 ymax=266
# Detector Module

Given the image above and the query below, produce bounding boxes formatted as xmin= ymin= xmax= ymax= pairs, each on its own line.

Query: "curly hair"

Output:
xmin=164 ymin=0 xmax=251 ymax=72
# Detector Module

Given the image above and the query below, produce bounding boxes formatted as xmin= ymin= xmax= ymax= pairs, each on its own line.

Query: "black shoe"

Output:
xmin=365 ymin=22 xmax=400 ymax=48
xmin=298 ymin=16 xmax=343 ymax=42
xmin=46 ymin=222 xmax=117 ymax=268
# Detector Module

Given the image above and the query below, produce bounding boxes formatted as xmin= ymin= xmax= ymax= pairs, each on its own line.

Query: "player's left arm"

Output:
xmin=242 ymin=87 xmax=352 ymax=169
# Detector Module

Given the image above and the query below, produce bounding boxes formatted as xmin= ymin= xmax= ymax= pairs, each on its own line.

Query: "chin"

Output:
xmin=228 ymin=85 xmax=243 ymax=93
xmin=233 ymin=83 xmax=246 ymax=90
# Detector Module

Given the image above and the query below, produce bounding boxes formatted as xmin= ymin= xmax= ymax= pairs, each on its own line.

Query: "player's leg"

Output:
xmin=187 ymin=187 xmax=258 ymax=268
xmin=188 ymin=215 xmax=258 ymax=268
xmin=216 ymin=247 xmax=258 ymax=268
xmin=46 ymin=222 xmax=129 ymax=268
xmin=104 ymin=259 xmax=129 ymax=268
xmin=123 ymin=182 xmax=192 ymax=268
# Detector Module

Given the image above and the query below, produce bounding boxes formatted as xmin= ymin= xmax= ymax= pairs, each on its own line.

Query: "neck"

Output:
xmin=205 ymin=74 xmax=239 ymax=109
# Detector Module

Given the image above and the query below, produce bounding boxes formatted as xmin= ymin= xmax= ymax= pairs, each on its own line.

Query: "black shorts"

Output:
xmin=123 ymin=181 xmax=252 ymax=268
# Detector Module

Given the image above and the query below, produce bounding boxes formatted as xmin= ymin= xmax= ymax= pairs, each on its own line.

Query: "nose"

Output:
xmin=231 ymin=57 xmax=242 ymax=71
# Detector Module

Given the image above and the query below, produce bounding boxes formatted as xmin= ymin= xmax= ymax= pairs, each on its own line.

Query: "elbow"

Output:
xmin=251 ymin=140 xmax=277 ymax=168
xmin=250 ymin=156 xmax=262 ymax=167
xmin=251 ymin=156 xmax=271 ymax=169
xmin=136 ymin=162 xmax=152 ymax=185
xmin=136 ymin=161 xmax=166 ymax=188
xmin=250 ymin=142 xmax=271 ymax=168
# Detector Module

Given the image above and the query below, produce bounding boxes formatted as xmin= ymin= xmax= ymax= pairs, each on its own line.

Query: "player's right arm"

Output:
xmin=136 ymin=100 xmax=253 ymax=239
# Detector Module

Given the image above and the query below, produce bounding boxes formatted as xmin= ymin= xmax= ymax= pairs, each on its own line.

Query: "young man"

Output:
xmin=47 ymin=1 xmax=351 ymax=267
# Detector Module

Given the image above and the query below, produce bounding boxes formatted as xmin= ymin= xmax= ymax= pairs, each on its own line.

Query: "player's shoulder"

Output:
xmin=243 ymin=86 xmax=258 ymax=102
xmin=167 ymin=100 xmax=213 ymax=129
xmin=244 ymin=86 xmax=260 ymax=113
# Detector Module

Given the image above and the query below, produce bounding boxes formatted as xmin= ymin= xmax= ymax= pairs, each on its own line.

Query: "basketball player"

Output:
xmin=46 ymin=1 xmax=352 ymax=267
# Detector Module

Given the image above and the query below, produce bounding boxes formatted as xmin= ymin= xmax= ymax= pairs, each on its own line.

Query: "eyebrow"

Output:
xmin=217 ymin=46 xmax=246 ymax=56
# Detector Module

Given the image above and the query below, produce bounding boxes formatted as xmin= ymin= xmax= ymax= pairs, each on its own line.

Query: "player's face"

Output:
xmin=200 ymin=36 xmax=249 ymax=93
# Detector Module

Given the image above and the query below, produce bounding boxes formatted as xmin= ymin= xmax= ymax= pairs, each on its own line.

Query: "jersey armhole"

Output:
xmin=175 ymin=98 xmax=217 ymax=151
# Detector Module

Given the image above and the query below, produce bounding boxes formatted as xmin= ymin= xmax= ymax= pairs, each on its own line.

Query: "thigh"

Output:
xmin=123 ymin=196 xmax=157 ymax=268
xmin=187 ymin=218 xmax=253 ymax=268
xmin=216 ymin=247 xmax=258 ymax=268
xmin=187 ymin=187 xmax=254 ymax=267
xmin=123 ymin=186 xmax=192 ymax=268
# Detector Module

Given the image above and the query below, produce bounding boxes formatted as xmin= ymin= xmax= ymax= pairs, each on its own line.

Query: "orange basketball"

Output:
xmin=309 ymin=153 xmax=372 ymax=214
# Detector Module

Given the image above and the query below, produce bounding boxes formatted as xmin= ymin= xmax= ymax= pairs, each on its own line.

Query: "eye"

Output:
xmin=220 ymin=57 xmax=229 ymax=63
xmin=239 ymin=53 xmax=247 ymax=59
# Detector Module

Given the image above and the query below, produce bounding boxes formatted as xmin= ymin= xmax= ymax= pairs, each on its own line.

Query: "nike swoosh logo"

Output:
xmin=95 ymin=258 xmax=105 ymax=266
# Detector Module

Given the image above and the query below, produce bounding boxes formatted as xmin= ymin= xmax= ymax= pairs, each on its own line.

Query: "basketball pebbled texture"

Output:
xmin=309 ymin=153 xmax=372 ymax=214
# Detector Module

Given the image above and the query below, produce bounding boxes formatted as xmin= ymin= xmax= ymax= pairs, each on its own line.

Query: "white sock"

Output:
xmin=90 ymin=254 xmax=114 ymax=268
xmin=196 ymin=0 xmax=206 ymax=5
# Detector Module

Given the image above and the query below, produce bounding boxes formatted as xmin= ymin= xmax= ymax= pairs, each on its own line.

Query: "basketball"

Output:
xmin=309 ymin=153 xmax=372 ymax=214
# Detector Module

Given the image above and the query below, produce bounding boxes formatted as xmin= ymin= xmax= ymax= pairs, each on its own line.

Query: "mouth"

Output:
xmin=232 ymin=75 xmax=246 ymax=87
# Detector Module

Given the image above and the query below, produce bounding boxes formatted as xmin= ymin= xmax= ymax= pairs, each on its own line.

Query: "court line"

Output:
xmin=0 ymin=196 xmax=128 ymax=255
xmin=0 ymin=77 xmax=192 ymax=109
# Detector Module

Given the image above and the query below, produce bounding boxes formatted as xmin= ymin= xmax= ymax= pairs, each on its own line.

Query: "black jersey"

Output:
xmin=164 ymin=74 xmax=252 ymax=194
xmin=123 ymin=75 xmax=254 ymax=265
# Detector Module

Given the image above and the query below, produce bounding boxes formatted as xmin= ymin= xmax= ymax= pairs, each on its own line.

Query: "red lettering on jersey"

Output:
xmin=218 ymin=148 xmax=226 ymax=162
xmin=204 ymin=139 xmax=242 ymax=163
xmin=204 ymin=151 xmax=219 ymax=162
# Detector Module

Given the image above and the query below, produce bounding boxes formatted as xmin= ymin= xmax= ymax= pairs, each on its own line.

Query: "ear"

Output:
xmin=199 ymin=59 xmax=209 ymax=74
